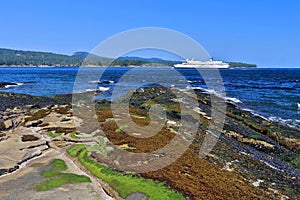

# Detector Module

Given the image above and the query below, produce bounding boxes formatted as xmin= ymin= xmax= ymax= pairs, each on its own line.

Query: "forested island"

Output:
xmin=0 ymin=48 xmax=257 ymax=68
xmin=227 ymin=62 xmax=257 ymax=68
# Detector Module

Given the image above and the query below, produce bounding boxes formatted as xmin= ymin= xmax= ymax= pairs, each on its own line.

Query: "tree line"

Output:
xmin=0 ymin=48 xmax=256 ymax=68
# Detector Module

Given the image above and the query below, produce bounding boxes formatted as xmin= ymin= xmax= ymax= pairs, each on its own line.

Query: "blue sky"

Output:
xmin=0 ymin=0 xmax=299 ymax=67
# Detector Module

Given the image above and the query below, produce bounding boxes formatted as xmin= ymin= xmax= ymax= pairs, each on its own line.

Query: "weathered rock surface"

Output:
xmin=0 ymin=89 xmax=299 ymax=200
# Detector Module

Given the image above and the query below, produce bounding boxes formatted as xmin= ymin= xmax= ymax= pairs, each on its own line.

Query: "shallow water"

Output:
xmin=0 ymin=67 xmax=299 ymax=128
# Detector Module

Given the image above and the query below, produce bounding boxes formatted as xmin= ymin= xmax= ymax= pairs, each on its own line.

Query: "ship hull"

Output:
xmin=173 ymin=64 xmax=230 ymax=69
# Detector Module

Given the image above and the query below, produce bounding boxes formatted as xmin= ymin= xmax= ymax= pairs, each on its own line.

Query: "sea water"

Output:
xmin=0 ymin=67 xmax=299 ymax=129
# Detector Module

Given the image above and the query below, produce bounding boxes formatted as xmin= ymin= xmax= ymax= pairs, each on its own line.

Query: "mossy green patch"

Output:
xmin=67 ymin=144 xmax=86 ymax=157
xmin=249 ymin=134 xmax=261 ymax=140
xmin=115 ymin=125 xmax=129 ymax=133
xmin=1 ymin=93 xmax=9 ymax=97
xmin=118 ymin=144 xmax=137 ymax=151
xmin=36 ymin=159 xmax=91 ymax=191
xmin=67 ymin=144 xmax=184 ymax=200
xmin=70 ymin=132 xmax=80 ymax=139
xmin=52 ymin=159 xmax=68 ymax=171
xmin=98 ymin=136 xmax=108 ymax=154
xmin=16 ymin=94 xmax=28 ymax=98
xmin=86 ymin=144 xmax=100 ymax=152
xmin=37 ymin=173 xmax=91 ymax=191
xmin=48 ymin=131 xmax=63 ymax=138
xmin=283 ymin=154 xmax=300 ymax=171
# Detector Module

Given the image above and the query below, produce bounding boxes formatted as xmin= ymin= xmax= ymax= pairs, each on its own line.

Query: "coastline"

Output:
xmin=0 ymin=88 xmax=299 ymax=199
xmin=0 ymin=65 xmax=80 ymax=68
xmin=0 ymin=65 xmax=258 ymax=68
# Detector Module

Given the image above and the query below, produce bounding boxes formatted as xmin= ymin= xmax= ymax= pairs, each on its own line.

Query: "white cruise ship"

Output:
xmin=174 ymin=58 xmax=230 ymax=69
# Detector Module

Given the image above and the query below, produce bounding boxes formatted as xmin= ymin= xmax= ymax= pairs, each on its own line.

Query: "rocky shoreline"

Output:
xmin=0 ymin=88 xmax=299 ymax=199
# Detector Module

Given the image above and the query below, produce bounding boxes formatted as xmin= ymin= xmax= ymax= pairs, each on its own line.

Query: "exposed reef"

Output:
xmin=0 ymin=87 xmax=299 ymax=199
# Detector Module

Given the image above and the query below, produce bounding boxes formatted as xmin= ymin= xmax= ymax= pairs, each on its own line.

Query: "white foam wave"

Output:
xmin=85 ymin=89 xmax=97 ymax=92
xmin=186 ymin=85 xmax=300 ymax=130
xmin=191 ymin=87 xmax=243 ymax=104
xmin=90 ymin=80 xmax=114 ymax=84
xmin=99 ymin=86 xmax=110 ymax=92
xmin=190 ymin=86 xmax=202 ymax=90
xmin=225 ymin=97 xmax=242 ymax=103
xmin=4 ymin=82 xmax=24 ymax=88
xmin=90 ymin=80 xmax=101 ymax=83
xmin=268 ymin=116 xmax=300 ymax=130
xmin=240 ymin=108 xmax=269 ymax=120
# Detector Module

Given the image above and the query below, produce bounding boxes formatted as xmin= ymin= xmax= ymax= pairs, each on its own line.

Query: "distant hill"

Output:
xmin=117 ymin=56 xmax=168 ymax=62
xmin=0 ymin=48 xmax=82 ymax=66
xmin=228 ymin=62 xmax=257 ymax=68
xmin=111 ymin=56 xmax=180 ymax=66
xmin=0 ymin=48 xmax=180 ymax=67
xmin=0 ymin=48 xmax=256 ymax=68
xmin=72 ymin=51 xmax=90 ymax=59
xmin=72 ymin=51 xmax=114 ymax=66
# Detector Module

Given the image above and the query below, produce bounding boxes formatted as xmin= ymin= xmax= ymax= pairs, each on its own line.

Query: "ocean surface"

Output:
xmin=0 ymin=67 xmax=299 ymax=129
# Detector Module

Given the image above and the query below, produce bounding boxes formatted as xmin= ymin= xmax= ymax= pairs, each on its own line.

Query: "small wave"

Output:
xmin=99 ymin=86 xmax=110 ymax=92
xmin=240 ymin=85 xmax=296 ymax=91
xmin=241 ymin=108 xmax=270 ymax=121
xmin=90 ymin=80 xmax=101 ymax=83
xmin=90 ymin=80 xmax=114 ymax=84
xmin=195 ymin=87 xmax=243 ymax=104
xmin=85 ymin=87 xmax=110 ymax=92
xmin=268 ymin=116 xmax=300 ymax=130
xmin=190 ymin=86 xmax=203 ymax=90
xmin=4 ymin=82 xmax=25 ymax=88
xmin=85 ymin=89 xmax=98 ymax=92
xmin=225 ymin=97 xmax=242 ymax=103
xmin=187 ymin=85 xmax=300 ymax=130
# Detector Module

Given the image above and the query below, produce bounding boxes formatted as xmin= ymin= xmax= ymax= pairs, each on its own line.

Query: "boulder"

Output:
xmin=24 ymin=104 xmax=40 ymax=109
xmin=25 ymin=119 xmax=43 ymax=127
xmin=13 ymin=115 xmax=25 ymax=127
xmin=0 ymin=122 xmax=5 ymax=130
xmin=0 ymin=119 xmax=13 ymax=130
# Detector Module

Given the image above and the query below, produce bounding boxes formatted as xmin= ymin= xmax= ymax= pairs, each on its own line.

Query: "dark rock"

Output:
xmin=21 ymin=135 xmax=39 ymax=142
xmin=25 ymin=119 xmax=43 ymax=127
xmin=0 ymin=122 xmax=5 ymax=130
xmin=0 ymin=119 xmax=13 ymax=130
xmin=0 ymin=82 xmax=17 ymax=88
xmin=24 ymin=104 xmax=40 ymax=109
